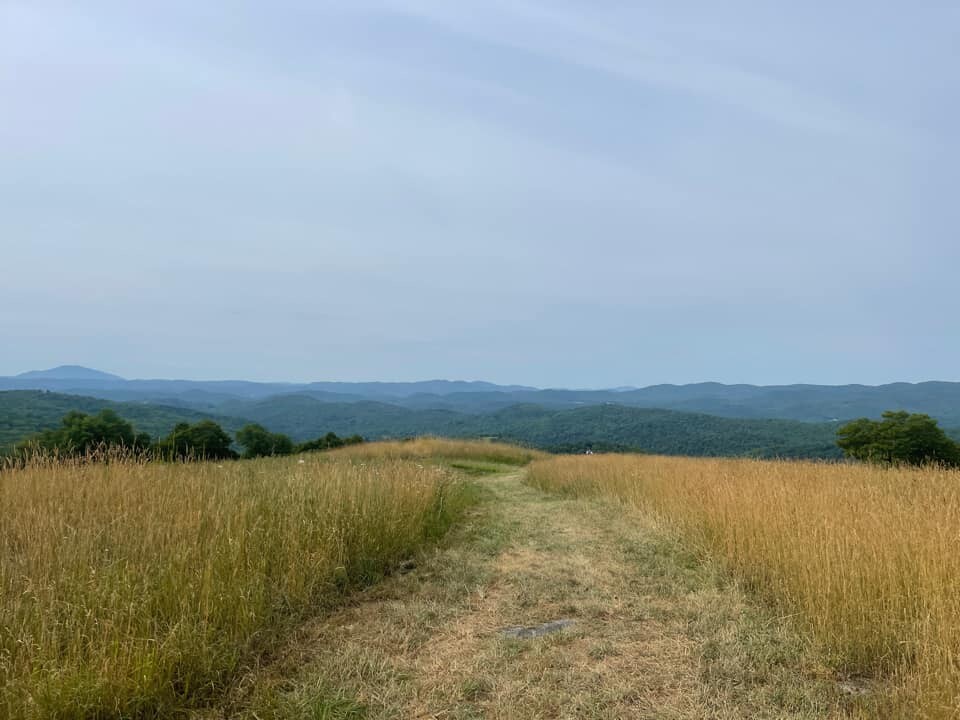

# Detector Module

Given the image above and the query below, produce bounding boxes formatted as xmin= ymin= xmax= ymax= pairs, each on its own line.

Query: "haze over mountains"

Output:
xmin=3 ymin=366 xmax=960 ymax=426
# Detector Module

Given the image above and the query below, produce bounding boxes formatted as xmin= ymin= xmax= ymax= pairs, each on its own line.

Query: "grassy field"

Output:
xmin=0 ymin=446 xmax=479 ymax=719
xmin=9 ymin=439 xmax=949 ymax=717
xmin=196 ymin=466 xmax=850 ymax=719
xmin=330 ymin=436 xmax=546 ymax=465
xmin=527 ymin=454 xmax=960 ymax=718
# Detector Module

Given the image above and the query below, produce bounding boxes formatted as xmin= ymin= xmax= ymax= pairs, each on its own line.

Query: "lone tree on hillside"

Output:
xmin=159 ymin=420 xmax=237 ymax=460
xmin=235 ymin=423 xmax=295 ymax=459
xmin=296 ymin=431 xmax=364 ymax=453
xmin=836 ymin=411 xmax=960 ymax=467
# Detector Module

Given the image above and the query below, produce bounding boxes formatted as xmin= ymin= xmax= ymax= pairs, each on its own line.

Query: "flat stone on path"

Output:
xmin=500 ymin=619 xmax=575 ymax=639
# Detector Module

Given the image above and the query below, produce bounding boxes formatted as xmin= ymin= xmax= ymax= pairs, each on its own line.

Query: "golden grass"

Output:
xmin=331 ymin=437 xmax=547 ymax=465
xmin=0 ymin=452 xmax=466 ymax=719
xmin=527 ymin=454 xmax=960 ymax=718
xmin=226 ymin=469 xmax=843 ymax=719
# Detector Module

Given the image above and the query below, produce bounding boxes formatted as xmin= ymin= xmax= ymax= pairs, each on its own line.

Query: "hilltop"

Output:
xmin=16 ymin=365 xmax=124 ymax=381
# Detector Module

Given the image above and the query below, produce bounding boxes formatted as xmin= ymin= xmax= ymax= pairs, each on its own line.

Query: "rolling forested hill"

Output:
xmin=4 ymin=378 xmax=958 ymax=458
xmin=0 ymin=391 xmax=247 ymax=450
xmin=224 ymin=396 xmax=846 ymax=457
xmin=473 ymin=404 xmax=845 ymax=458
xmin=2 ymin=390 xmax=855 ymax=459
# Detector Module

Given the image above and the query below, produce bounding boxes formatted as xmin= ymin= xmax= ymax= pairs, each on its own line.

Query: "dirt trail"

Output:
xmin=214 ymin=469 xmax=856 ymax=719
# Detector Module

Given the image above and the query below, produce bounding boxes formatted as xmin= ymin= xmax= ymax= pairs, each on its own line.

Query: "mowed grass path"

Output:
xmin=208 ymin=467 xmax=861 ymax=719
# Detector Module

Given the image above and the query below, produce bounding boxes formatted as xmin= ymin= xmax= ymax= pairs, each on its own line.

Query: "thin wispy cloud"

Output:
xmin=381 ymin=0 xmax=895 ymax=140
xmin=1 ymin=1 xmax=956 ymax=384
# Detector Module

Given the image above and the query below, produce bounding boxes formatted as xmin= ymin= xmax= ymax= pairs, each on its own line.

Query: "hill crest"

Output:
xmin=16 ymin=365 xmax=124 ymax=381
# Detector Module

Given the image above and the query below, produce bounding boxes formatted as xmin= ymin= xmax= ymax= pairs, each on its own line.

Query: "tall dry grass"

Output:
xmin=0 ymin=453 xmax=465 ymax=719
xmin=332 ymin=437 xmax=546 ymax=466
xmin=528 ymin=454 xmax=960 ymax=717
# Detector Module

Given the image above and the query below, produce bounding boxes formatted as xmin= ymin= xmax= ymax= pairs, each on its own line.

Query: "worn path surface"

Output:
xmin=213 ymin=469 xmax=860 ymax=719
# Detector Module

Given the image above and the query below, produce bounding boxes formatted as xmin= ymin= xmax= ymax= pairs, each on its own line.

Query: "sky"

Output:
xmin=1 ymin=1 xmax=958 ymax=387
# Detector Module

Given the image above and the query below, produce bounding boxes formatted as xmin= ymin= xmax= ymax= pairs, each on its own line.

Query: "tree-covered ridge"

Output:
xmin=471 ymin=404 xmax=842 ymax=458
xmin=235 ymin=423 xmax=362 ymax=458
xmin=6 ymin=389 xmax=959 ymax=461
xmin=205 ymin=396 xmax=848 ymax=458
xmin=0 ymin=390 xmax=246 ymax=450
xmin=9 ymin=408 xmax=364 ymax=462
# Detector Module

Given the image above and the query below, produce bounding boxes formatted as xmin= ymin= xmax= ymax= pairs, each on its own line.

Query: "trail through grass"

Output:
xmin=210 ymin=467 xmax=859 ymax=719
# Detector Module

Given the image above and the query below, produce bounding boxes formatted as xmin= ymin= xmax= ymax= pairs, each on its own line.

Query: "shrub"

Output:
xmin=236 ymin=423 xmax=295 ymax=458
xmin=837 ymin=410 xmax=960 ymax=466
xmin=158 ymin=420 xmax=237 ymax=460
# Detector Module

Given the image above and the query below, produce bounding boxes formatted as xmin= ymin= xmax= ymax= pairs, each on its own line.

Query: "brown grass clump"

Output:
xmin=331 ymin=437 xmax=547 ymax=465
xmin=0 ymin=453 xmax=464 ymax=719
xmin=527 ymin=454 xmax=960 ymax=718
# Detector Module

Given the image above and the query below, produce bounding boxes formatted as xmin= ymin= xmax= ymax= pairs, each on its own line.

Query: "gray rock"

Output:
xmin=837 ymin=679 xmax=871 ymax=697
xmin=500 ymin=619 xmax=575 ymax=639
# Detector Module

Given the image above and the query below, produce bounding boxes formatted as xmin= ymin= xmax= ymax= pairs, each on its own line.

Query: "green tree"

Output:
xmin=159 ymin=420 xmax=236 ymax=460
xmin=296 ymin=431 xmax=364 ymax=453
xmin=837 ymin=411 xmax=960 ymax=466
xmin=14 ymin=409 xmax=149 ymax=457
xmin=235 ymin=424 xmax=295 ymax=459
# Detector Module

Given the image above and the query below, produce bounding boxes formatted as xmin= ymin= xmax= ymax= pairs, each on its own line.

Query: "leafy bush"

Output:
xmin=13 ymin=409 xmax=151 ymax=458
xmin=158 ymin=420 xmax=237 ymax=460
xmin=236 ymin=423 xmax=295 ymax=458
xmin=296 ymin=431 xmax=364 ymax=453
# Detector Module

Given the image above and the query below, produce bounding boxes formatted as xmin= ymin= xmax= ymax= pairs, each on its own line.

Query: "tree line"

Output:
xmin=10 ymin=409 xmax=363 ymax=461
xmin=8 ymin=406 xmax=958 ymax=468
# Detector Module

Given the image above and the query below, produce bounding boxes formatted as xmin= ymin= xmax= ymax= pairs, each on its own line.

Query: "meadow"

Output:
xmin=330 ymin=436 xmax=546 ymax=465
xmin=8 ymin=438 xmax=958 ymax=718
xmin=527 ymin=454 xmax=960 ymax=718
xmin=0 ymin=444 xmax=485 ymax=719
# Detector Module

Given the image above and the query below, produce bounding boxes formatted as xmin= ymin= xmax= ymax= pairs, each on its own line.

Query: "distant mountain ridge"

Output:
xmin=16 ymin=365 xmax=124 ymax=381
xmin=3 ymin=367 xmax=959 ymax=426
xmin=0 ymin=368 xmax=536 ymax=400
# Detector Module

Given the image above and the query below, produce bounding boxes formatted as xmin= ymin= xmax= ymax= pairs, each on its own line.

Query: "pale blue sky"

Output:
xmin=2 ymin=1 xmax=957 ymax=385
